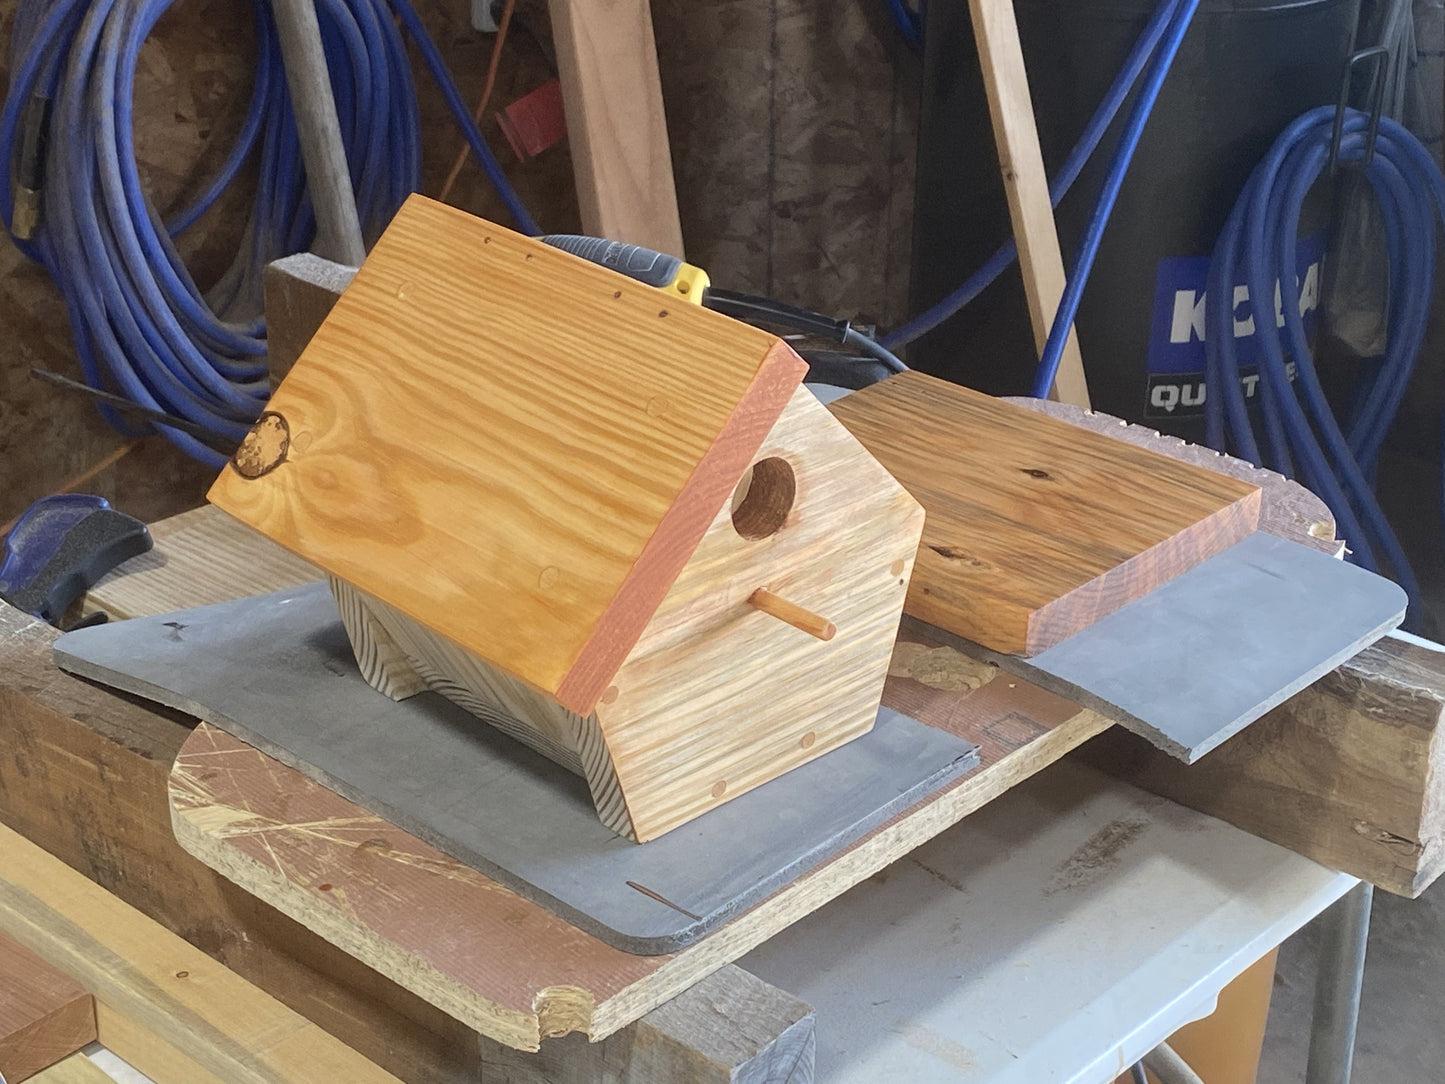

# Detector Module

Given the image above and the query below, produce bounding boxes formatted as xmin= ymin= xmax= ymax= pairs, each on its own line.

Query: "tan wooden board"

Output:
xmin=209 ymin=195 xmax=806 ymax=716
xmin=829 ymin=371 xmax=1263 ymax=655
xmin=26 ymin=1053 xmax=112 ymax=1084
xmin=967 ymin=0 xmax=1089 ymax=407
xmin=170 ymin=628 xmax=1110 ymax=1051
xmin=548 ymin=0 xmax=685 ymax=257
xmin=0 ymin=933 xmax=96 ymax=1083
xmin=0 ymin=820 xmax=402 ymax=1084
xmin=85 ymin=505 xmax=319 ymax=621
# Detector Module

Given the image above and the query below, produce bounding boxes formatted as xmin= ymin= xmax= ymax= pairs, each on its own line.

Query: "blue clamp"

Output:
xmin=0 ymin=494 xmax=152 ymax=626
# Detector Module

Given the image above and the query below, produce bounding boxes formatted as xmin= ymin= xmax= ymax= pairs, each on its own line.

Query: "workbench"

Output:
xmin=0 ymin=502 xmax=1441 ymax=1083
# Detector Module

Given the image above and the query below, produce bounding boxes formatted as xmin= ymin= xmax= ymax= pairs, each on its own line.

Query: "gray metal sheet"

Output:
xmin=930 ymin=531 xmax=1406 ymax=762
xmin=55 ymin=583 xmax=979 ymax=954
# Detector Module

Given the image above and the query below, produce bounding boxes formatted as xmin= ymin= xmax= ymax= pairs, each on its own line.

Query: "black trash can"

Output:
xmin=909 ymin=0 xmax=1360 ymax=441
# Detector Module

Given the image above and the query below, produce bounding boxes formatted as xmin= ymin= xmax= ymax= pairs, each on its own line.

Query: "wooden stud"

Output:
xmin=548 ymin=0 xmax=685 ymax=256
xmin=748 ymin=589 xmax=836 ymax=642
xmin=967 ymin=0 xmax=1090 ymax=407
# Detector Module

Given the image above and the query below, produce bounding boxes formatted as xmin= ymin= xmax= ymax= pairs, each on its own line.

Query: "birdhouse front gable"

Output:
xmin=208 ymin=195 xmax=807 ymax=714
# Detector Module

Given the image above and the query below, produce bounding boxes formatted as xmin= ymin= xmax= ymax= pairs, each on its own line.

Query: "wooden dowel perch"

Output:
xmin=749 ymin=588 xmax=836 ymax=642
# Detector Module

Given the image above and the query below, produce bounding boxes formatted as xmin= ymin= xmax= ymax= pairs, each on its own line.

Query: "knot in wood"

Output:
xmin=231 ymin=412 xmax=291 ymax=479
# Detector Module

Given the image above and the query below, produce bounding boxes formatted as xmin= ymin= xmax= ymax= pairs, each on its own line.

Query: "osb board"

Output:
xmin=210 ymin=196 xmax=806 ymax=714
xmin=830 ymin=372 xmax=1263 ymax=655
xmin=170 ymin=631 xmax=1109 ymax=1051
xmin=652 ymin=0 xmax=919 ymax=326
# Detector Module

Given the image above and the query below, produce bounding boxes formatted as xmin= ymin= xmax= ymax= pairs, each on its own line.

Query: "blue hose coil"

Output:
xmin=1205 ymin=107 xmax=1445 ymax=618
xmin=1 ymin=0 xmax=536 ymax=467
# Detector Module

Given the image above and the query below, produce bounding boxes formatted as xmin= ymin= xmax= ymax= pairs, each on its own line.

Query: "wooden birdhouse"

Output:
xmin=209 ymin=195 xmax=924 ymax=842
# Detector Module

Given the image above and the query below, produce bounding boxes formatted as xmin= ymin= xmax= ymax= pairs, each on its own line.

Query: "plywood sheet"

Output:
xmin=209 ymin=196 xmax=806 ymax=714
xmin=828 ymin=371 xmax=1262 ymax=655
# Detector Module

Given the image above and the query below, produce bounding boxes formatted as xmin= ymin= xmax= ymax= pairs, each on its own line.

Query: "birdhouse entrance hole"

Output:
xmin=731 ymin=457 xmax=795 ymax=540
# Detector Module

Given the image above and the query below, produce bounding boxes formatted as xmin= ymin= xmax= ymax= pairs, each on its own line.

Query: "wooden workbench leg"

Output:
xmin=477 ymin=965 xmax=815 ymax=1083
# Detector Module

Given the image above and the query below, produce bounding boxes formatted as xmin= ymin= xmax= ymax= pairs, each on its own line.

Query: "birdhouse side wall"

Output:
xmin=595 ymin=386 xmax=926 ymax=841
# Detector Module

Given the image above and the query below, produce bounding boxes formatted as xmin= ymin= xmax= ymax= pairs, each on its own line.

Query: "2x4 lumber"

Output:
xmin=260 ymin=253 xmax=355 ymax=383
xmin=1086 ymin=633 xmax=1445 ymax=899
xmin=548 ymin=0 xmax=685 ymax=255
xmin=476 ymin=965 xmax=815 ymax=1083
xmin=967 ymin=0 xmax=1090 ymax=407
xmin=0 ymin=933 xmax=96 ymax=1083
xmin=0 ymin=819 xmax=402 ymax=1084
xmin=25 ymin=1053 xmax=112 ymax=1084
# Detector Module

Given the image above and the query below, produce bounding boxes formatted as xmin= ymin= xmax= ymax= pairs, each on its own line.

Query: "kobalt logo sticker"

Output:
xmin=1144 ymin=234 xmax=1322 ymax=418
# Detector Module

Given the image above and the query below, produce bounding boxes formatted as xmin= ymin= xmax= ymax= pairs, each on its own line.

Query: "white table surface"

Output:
xmin=741 ymin=759 xmax=1356 ymax=1083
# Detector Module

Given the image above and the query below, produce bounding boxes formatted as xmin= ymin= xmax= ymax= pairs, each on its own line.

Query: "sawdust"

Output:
xmin=889 ymin=641 xmax=998 ymax=692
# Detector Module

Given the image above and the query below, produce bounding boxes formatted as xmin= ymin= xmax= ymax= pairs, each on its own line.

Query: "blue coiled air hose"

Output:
xmin=1 ymin=0 xmax=536 ymax=467
xmin=881 ymin=0 xmax=1187 ymax=351
xmin=1205 ymin=108 xmax=1444 ymax=616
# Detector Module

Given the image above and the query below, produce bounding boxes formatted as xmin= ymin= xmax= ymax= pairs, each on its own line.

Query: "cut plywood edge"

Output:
xmin=210 ymin=195 xmax=807 ymax=716
xmin=168 ymin=620 xmax=1110 ymax=1051
xmin=0 ymin=821 xmax=402 ymax=1084
xmin=829 ymin=371 xmax=1261 ymax=655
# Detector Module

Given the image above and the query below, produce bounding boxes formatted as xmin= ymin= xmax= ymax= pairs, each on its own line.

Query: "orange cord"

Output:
xmin=437 ymin=0 xmax=517 ymax=204
xmin=0 ymin=439 xmax=142 ymax=538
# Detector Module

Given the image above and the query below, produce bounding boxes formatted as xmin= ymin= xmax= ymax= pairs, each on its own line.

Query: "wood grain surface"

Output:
xmin=25 ymin=1053 xmax=112 ymax=1084
xmin=829 ymin=371 xmax=1262 ymax=655
xmin=209 ymin=196 xmax=806 ymax=715
xmin=321 ymin=384 xmax=921 ymax=840
xmin=0 ymin=821 xmax=402 ymax=1084
xmin=548 ymin=0 xmax=685 ymax=256
xmin=170 ymin=615 xmax=1109 ymax=1050
xmin=0 ymin=933 xmax=95 ymax=1084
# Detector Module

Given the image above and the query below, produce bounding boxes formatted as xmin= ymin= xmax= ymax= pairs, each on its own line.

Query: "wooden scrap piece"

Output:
xmin=210 ymin=194 xmax=806 ymax=717
xmin=828 ymin=370 xmax=1262 ymax=656
xmin=0 ymin=934 xmax=96 ymax=1083
xmin=26 ymin=1053 xmax=112 ymax=1084
xmin=0 ymin=820 xmax=403 ymax=1084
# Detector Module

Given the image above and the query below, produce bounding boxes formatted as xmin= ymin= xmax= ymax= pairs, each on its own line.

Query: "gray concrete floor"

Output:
xmin=1258 ymin=881 xmax=1445 ymax=1082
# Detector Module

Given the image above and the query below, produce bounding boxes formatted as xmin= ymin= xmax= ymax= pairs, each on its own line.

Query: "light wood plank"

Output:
xmin=85 ymin=506 xmax=319 ymax=621
xmin=548 ymin=0 xmax=685 ymax=256
xmin=25 ymin=1053 xmax=113 ymax=1084
xmin=829 ymin=371 xmax=1262 ymax=655
xmin=0 ymin=934 xmax=96 ymax=1083
xmin=0 ymin=821 xmax=403 ymax=1084
xmin=967 ymin=0 xmax=1090 ymax=407
xmin=209 ymin=196 xmax=805 ymax=715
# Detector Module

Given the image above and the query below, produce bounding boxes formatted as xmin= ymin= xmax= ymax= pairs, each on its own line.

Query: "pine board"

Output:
xmin=0 ymin=821 xmax=402 ymax=1084
xmin=828 ymin=372 xmax=1262 ymax=655
xmin=0 ymin=934 xmax=95 ymax=1083
xmin=209 ymin=195 xmax=806 ymax=715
